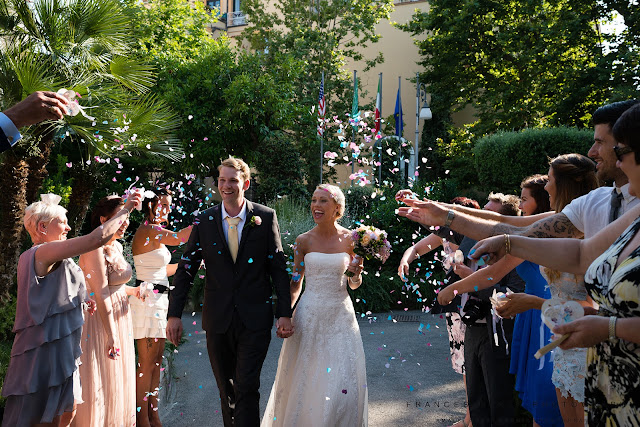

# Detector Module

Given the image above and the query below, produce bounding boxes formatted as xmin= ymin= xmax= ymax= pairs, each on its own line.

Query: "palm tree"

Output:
xmin=0 ymin=0 xmax=182 ymax=301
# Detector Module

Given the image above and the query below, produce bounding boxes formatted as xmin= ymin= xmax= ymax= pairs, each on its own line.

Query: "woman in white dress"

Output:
xmin=261 ymin=184 xmax=368 ymax=427
xmin=130 ymin=188 xmax=192 ymax=427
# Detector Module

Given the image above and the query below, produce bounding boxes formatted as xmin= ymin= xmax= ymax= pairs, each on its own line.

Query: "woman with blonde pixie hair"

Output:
xmin=1 ymin=191 xmax=141 ymax=427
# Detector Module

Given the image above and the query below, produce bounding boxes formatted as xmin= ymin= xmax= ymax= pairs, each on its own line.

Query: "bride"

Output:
xmin=261 ymin=184 xmax=368 ymax=426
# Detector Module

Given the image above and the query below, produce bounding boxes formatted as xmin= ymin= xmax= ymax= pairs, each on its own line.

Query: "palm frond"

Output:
xmin=107 ymin=56 xmax=155 ymax=93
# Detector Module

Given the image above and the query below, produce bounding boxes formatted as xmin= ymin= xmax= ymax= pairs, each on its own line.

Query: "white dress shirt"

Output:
xmin=0 ymin=112 xmax=21 ymax=148
xmin=562 ymin=183 xmax=639 ymax=239
xmin=221 ymin=200 xmax=247 ymax=245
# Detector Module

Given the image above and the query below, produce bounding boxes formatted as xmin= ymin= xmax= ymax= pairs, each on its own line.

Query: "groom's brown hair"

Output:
xmin=219 ymin=156 xmax=251 ymax=182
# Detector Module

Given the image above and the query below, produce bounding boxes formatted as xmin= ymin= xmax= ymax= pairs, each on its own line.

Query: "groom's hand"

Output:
xmin=276 ymin=317 xmax=294 ymax=339
xmin=166 ymin=316 xmax=183 ymax=346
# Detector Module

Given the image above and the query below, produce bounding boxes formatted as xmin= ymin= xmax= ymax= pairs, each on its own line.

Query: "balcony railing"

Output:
xmin=228 ymin=11 xmax=246 ymax=27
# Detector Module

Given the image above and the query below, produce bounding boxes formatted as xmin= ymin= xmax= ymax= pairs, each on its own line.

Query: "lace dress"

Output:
xmin=540 ymin=268 xmax=587 ymax=402
xmin=2 ymin=246 xmax=87 ymax=426
xmin=72 ymin=241 xmax=136 ymax=427
xmin=131 ymin=246 xmax=172 ymax=339
xmin=261 ymin=252 xmax=368 ymax=427
xmin=583 ymin=216 xmax=640 ymax=425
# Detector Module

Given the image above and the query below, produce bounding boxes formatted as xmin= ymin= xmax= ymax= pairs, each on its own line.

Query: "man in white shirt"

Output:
xmin=398 ymin=99 xmax=640 ymax=241
xmin=0 ymin=91 xmax=69 ymax=153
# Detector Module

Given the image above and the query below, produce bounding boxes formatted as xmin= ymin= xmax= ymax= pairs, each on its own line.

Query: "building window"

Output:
xmin=229 ymin=0 xmax=246 ymax=26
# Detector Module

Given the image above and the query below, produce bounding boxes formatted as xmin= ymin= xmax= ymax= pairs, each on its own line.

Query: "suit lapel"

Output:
xmin=237 ymin=200 xmax=254 ymax=258
xmin=213 ymin=204 xmax=230 ymax=253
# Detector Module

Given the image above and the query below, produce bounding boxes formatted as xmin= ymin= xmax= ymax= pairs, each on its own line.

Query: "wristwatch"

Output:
xmin=444 ymin=210 xmax=455 ymax=227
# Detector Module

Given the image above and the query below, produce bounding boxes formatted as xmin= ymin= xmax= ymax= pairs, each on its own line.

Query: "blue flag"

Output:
xmin=394 ymin=82 xmax=403 ymax=137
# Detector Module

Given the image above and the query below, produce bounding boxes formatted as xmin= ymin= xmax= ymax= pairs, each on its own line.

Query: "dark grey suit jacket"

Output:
xmin=168 ymin=200 xmax=292 ymax=333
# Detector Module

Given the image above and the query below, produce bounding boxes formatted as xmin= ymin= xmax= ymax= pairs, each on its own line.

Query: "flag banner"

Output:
xmin=317 ymin=73 xmax=326 ymax=136
xmin=394 ymin=80 xmax=403 ymax=137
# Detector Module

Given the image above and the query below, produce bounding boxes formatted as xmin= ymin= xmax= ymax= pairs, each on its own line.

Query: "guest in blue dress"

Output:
xmin=511 ymin=261 xmax=563 ymax=426
xmin=502 ymin=176 xmax=563 ymax=426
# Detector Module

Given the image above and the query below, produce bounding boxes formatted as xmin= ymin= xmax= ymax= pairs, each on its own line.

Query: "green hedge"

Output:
xmin=473 ymin=127 xmax=593 ymax=193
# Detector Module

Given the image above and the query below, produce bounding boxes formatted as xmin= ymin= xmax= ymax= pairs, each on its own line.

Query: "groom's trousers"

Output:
xmin=206 ymin=309 xmax=272 ymax=427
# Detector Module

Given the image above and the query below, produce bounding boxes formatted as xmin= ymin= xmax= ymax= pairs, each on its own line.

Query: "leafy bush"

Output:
xmin=474 ymin=127 xmax=593 ymax=193
xmin=254 ymin=132 xmax=308 ymax=204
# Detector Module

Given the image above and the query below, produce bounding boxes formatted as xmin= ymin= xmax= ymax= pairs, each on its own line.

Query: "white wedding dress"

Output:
xmin=261 ymin=252 xmax=368 ymax=427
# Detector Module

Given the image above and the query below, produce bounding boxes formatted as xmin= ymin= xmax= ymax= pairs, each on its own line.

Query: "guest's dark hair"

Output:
xmin=90 ymin=195 xmax=124 ymax=229
xmin=142 ymin=188 xmax=173 ymax=222
xmin=449 ymin=196 xmax=480 ymax=210
xmin=613 ymin=103 xmax=640 ymax=163
xmin=592 ymin=100 xmax=640 ymax=128
xmin=548 ymin=154 xmax=598 ymax=212
xmin=520 ymin=174 xmax=551 ymax=215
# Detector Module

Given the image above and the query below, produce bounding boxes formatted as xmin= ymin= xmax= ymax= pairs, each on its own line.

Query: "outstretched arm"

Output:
xmin=437 ymin=255 xmax=524 ymax=305
xmin=447 ymin=202 xmax=553 ymax=227
xmin=398 ymin=199 xmax=582 ymax=241
xmin=397 ymin=233 xmax=445 ymax=281
xmin=35 ymin=192 xmax=142 ymax=273
xmin=470 ymin=203 xmax=640 ymax=274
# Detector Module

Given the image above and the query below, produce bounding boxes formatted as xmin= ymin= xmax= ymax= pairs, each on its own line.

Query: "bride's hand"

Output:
xmin=276 ymin=317 xmax=294 ymax=339
xmin=346 ymin=255 xmax=364 ymax=277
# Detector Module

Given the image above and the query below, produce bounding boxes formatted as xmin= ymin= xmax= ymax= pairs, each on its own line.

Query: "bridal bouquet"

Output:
xmin=345 ymin=225 xmax=392 ymax=277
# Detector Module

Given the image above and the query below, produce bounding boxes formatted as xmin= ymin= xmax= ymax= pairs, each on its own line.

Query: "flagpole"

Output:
xmin=351 ymin=70 xmax=357 ymax=184
xmin=320 ymin=71 xmax=324 ymax=184
xmin=378 ymin=72 xmax=382 ymax=187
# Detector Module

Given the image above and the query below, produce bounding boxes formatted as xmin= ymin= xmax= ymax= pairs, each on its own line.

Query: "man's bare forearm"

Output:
xmin=493 ymin=213 xmax=582 ymax=239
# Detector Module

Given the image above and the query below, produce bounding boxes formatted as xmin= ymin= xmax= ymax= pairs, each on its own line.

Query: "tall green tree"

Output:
xmin=240 ymin=0 xmax=394 ymax=189
xmin=0 ymin=0 xmax=181 ymax=300
xmin=399 ymin=0 xmax=632 ymax=137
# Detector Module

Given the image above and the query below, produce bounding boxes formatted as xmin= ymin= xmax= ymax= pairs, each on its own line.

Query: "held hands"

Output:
xmin=166 ymin=316 xmax=183 ymax=347
xmin=553 ymin=315 xmax=608 ymax=350
xmin=3 ymin=91 xmax=70 ymax=128
xmin=276 ymin=317 xmax=294 ymax=339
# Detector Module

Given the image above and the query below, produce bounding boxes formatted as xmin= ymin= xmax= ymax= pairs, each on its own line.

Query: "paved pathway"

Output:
xmin=159 ymin=311 xmax=466 ymax=426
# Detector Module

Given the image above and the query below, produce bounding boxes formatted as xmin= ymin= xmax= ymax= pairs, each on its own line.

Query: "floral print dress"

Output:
xmin=583 ymin=216 xmax=640 ymax=425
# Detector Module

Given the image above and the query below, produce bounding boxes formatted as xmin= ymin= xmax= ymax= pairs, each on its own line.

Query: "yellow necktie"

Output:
xmin=226 ymin=217 xmax=241 ymax=262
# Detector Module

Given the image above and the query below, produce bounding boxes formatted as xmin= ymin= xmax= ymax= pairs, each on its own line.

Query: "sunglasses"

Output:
xmin=613 ymin=145 xmax=634 ymax=161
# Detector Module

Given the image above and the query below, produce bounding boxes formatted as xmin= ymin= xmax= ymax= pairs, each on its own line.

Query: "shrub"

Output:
xmin=474 ymin=127 xmax=593 ymax=193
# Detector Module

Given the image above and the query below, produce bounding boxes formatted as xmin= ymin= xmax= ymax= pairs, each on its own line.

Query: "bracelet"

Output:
xmin=504 ymin=234 xmax=511 ymax=254
xmin=609 ymin=316 xmax=617 ymax=340
xmin=348 ymin=275 xmax=362 ymax=283
xmin=444 ymin=209 xmax=455 ymax=227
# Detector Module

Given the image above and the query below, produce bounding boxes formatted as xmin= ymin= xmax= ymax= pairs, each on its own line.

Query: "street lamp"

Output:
xmin=415 ymin=72 xmax=432 ymax=175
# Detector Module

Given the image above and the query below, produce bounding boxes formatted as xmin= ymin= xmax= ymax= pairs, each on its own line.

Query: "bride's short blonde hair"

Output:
xmin=24 ymin=197 xmax=67 ymax=241
xmin=316 ymin=184 xmax=346 ymax=219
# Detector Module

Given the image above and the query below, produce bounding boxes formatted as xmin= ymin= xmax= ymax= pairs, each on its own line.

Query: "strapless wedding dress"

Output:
xmin=261 ymin=252 xmax=368 ymax=426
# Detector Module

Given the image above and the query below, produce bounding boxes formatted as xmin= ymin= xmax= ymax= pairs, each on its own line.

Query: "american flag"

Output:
xmin=317 ymin=73 xmax=326 ymax=136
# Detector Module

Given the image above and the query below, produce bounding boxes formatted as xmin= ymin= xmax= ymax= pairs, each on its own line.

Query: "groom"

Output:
xmin=167 ymin=156 xmax=293 ymax=426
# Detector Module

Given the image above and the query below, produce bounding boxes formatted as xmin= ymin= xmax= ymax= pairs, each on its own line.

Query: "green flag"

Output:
xmin=351 ymin=71 xmax=359 ymax=130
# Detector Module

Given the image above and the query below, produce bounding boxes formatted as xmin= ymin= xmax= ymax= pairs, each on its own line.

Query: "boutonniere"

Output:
xmin=249 ymin=215 xmax=262 ymax=227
